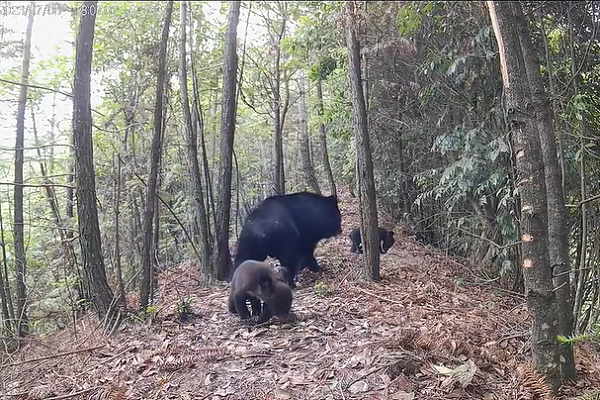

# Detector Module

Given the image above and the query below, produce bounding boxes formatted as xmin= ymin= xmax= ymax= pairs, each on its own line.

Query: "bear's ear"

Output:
xmin=277 ymin=267 xmax=291 ymax=283
xmin=327 ymin=194 xmax=339 ymax=204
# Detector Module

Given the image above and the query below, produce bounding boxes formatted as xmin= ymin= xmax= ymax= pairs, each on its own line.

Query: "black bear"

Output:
xmin=228 ymin=260 xmax=293 ymax=324
xmin=233 ymin=192 xmax=342 ymax=287
xmin=349 ymin=227 xmax=395 ymax=254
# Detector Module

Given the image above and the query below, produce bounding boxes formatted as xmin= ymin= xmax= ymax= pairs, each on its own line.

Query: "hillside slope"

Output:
xmin=2 ymin=188 xmax=599 ymax=399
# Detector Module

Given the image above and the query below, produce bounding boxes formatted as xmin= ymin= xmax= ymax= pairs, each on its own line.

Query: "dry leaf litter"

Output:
xmin=2 ymin=188 xmax=600 ymax=400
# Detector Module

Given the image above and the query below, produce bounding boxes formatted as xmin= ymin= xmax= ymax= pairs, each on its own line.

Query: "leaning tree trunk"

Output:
xmin=179 ymin=0 xmax=211 ymax=284
xmin=13 ymin=2 xmax=35 ymax=336
xmin=488 ymin=1 xmax=561 ymax=392
xmin=140 ymin=0 xmax=173 ymax=311
xmin=297 ymin=70 xmax=321 ymax=194
xmin=512 ymin=2 xmax=576 ymax=381
xmin=345 ymin=1 xmax=380 ymax=281
xmin=215 ymin=1 xmax=240 ymax=281
xmin=73 ymin=0 xmax=119 ymax=327
xmin=315 ymin=80 xmax=337 ymax=197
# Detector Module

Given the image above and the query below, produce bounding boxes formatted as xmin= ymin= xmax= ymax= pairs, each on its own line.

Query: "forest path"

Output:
xmin=3 ymin=188 xmax=598 ymax=399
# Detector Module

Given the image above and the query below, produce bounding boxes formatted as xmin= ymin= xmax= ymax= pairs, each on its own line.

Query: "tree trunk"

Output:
xmin=31 ymin=107 xmax=87 ymax=314
xmin=297 ymin=71 xmax=321 ymax=194
xmin=113 ymin=151 xmax=126 ymax=306
xmin=179 ymin=0 xmax=212 ymax=284
xmin=315 ymin=80 xmax=337 ymax=197
xmin=215 ymin=1 xmax=240 ymax=281
xmin=140 ymin=0 xmax=173 ymax=311
xmin=0 ymin=200 xmax=11 ymax=334
xmin=13 ymin=2 xmax=35 ymax=336
xmin=272 ymin=10 xmax=287 ymax=196
xmin=189 ymin=24 xmax=216 ymax=242
xmin=73 ymin=0 xmax=119 ymax=326
xmin=345 ymin=1 xmax=380 ymax=281
xmin=568 ymin=5 xmax=589 ymax=335
xmin=512 ymin=2 xmax=576 ymax=381
xmin=488 ymin=1 xmax=561 ymax=392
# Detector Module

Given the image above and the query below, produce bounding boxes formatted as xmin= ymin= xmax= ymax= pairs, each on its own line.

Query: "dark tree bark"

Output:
xmin=345 ymin=1 xmax=380 ymax=281
xmin=215 ymin=1 xmax=240 ymax=281
xmin=511 ymin=2 xmax=576 ymax=381
xmin=0 ymin=200 xmax=15 ymax=335
xmin=567 ymin=3 xmax=589 ymax=337
xmin=73 ymin=0 xmax=119 ymax=325
xmin=488 ymin=1 xmax=561 ymax=392
xmin=188 ymin=11 xmax=217 ymax=242
xmin=0 ymin=201 xmax=11 ymax=334
xmin=13 ymin=2 xmax=35 ymax=336
xmin=140 ymin=0 xmax=174 ymax=311
xmin=179 ymin=0 xmax=212 ymax=284
xmin=315 ymin=79 xmax=337 ymax=197
xmin=113 ymin=151 xmax=126 ymax=306
xmin=272 ymin=5 xmax=287 ymax=195
xmin=297 ymin=71 xmax=320 ymax=194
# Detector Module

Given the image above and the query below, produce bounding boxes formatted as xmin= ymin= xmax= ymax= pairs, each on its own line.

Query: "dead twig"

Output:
xmin=7 ymin=344 xmax=106 ymax=367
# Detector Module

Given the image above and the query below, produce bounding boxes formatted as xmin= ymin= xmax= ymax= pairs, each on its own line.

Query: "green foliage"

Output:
xmin=313 ymin=281 xmax=329 ymax=296
xmin=174 ymin=295 xmax=194 ymax=320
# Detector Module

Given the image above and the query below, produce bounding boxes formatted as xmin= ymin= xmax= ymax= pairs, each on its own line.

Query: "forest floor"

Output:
xmin=2 ymin=188 xmax=600 ymax=400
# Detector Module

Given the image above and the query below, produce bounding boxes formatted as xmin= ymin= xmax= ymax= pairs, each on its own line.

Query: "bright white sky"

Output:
xmin=0 ymin=1 xmax=262 ymax=182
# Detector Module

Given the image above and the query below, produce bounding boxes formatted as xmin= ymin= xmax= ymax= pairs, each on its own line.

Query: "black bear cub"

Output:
xmin=233 ymin=192 xmax=342 ymax=288
xmin=349 ymin=227 xmax=395 ymax=254
xmin=228 ymin=260 xmax=293 ymax=324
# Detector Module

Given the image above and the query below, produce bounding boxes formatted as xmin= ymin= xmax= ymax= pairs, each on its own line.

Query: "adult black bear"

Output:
xmin=233 ymin=192 xmax=342 ymax=287
xmin=228 ymin=260 xmax=293 ymax=324
xmin=349 ymin=227 xmax=395 ymax=254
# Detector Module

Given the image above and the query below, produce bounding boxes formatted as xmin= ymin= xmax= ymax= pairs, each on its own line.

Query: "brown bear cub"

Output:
xmin=228 ymin=260 xmax=293 ymax=324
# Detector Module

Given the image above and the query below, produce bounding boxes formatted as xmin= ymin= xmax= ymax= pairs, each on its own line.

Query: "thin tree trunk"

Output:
xmin=215 ymin=1 xmax=240 ymax=281
xmin=512 ymin=2 xmax=576 ymax=381
xmin=13 ymin=2 xmax=35 ymax=336
xmin=345 ymin=1 xmax=380 ymax=281
xmin=129 ymin=191 xmax=142 ymax=290
xmin=297 ymin=71 xmax=320 ymax=194
xmin=569 ymin=5 xmax=589 ymax=334
xmin=488 ymin=1 xmax=561 ymax=392
xmin=73 ymin=0 xmax=119 ymax=326
xmin=140 ymin=1 xmax=173 ymax=311
xmin=272 ymin=9 xmax=287 ymax=196
xmin=0 ymin=200 xmax=15 ymax=328
xmin=211 ymin=75 xmax=220 ymax=169
xmin=31 ymin=107 xmax=87 ymax=315
xmin=180 ymin=1 xmax=211 ymax=283
xmin=113 ymin=151 xmax=126 ymax=306
xmin=315 ymin=80 xmax=336 ymax=197
xmin=0 ymin=197 xmax=11 ymax=333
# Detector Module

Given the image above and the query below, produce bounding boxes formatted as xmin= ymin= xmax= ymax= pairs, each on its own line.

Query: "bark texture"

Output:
xmin=140 ymin=1 xmax=173 ymax=310
xmin=215 ymin=1 xmax=241 ymax=281
xmin=488 ymin=1 xmax=561 ymax=391
xmin=512 ymin=2 xmax=576 ymax=381
xmin=315 ymin=80 xmax=337 ymax=197
xmin=13 ymin=0 xmax=36 ymax=337
xmin=179 ymin=0 xmax=212 ymax=284
xmin=345 ymin=1 xmax=380 ymax=281
xmin=297 ymin=70 xmax=321 ymax=194
xmin=73 ymin=0 xmax=118 ymax=325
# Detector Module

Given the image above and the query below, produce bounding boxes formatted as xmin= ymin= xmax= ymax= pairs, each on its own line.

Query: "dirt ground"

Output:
xmin=2 ymin=188 xmax=599 ymax=400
